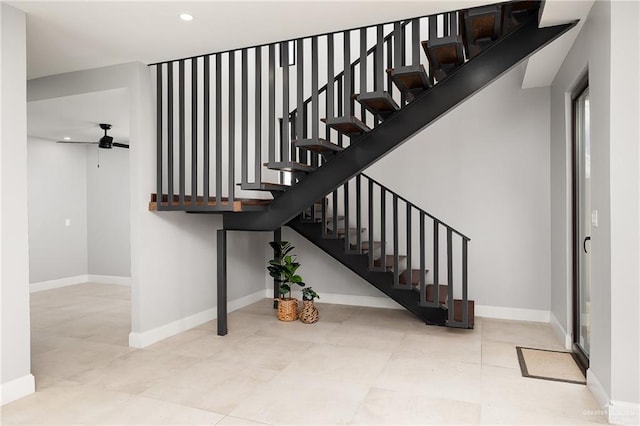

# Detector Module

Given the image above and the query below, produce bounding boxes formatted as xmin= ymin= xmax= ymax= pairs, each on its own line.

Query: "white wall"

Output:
xmin=550 ymin=0 xmax=639 ymax=421
xmin=0 ymin=3 xmax=35 ymax=405
xmin=27 ymin=138 xmax=88 ymax=283
xmin=366 ymin=63 xmax=551 ymax=314
xmin=86 ymin=144 xmax=130 ymax=277
xmin=28 ymin=63 xmax=270 ymax=349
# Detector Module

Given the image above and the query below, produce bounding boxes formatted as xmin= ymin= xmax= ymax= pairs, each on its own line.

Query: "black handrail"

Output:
xmin=361 ymin=173 xmax=471 ymax=240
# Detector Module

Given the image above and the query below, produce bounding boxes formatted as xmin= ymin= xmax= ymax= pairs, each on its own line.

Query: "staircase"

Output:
xmin=148 ymin=1 xmax=575 ymax=334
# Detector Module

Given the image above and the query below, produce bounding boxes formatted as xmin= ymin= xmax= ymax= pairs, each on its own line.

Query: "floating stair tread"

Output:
xmin=315 ymin=215 xmax=345 ymax=223
xmin=399 ymin=269 xmax=428 ymax=286
xmin=238 ymin=182 xmax=290 ymax=192
xmin=322 ymin=116 xmax=371 ymax=136
xmin=450 ymin=299 xmax=475 ymax=327
xmin=421 ymin=36 xmax=465 ymax=67
xmin=351 ymin=241 xmax=383 ymax=252
xmin=374 ymin=254 xmax=408 ymax=269
xmin=425 ymin=284 xmax=449 ymax=305
xmin=264 ymin=161 xmax=316 ymax=173
xmin=326 ymin=227 xmax=366 ymax=236
xmin=149 ymin=193 xmax=270 ymax=212
xmin=387 ymin=65 xmax=432 ymax=97
xmin=294 ymin=138 xmax=344 ymax=153
xmin=355 ymin=91 xmax=400 ymax=117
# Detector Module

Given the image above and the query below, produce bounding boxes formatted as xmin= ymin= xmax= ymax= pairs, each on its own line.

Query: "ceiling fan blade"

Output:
xmin=56 ymin=140 xmax=98 ymax=144
xmin=112 ymin=142 xmax=129 ymax=149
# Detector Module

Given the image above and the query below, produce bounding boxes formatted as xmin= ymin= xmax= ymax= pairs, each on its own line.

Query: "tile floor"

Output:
xmin=1 ymin=283 xmax=607 ymax=425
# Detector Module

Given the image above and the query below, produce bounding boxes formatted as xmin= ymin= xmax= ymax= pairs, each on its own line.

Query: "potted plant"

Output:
xmin=268 ymin=241 xmax=305 ymax=321
xmin=300 ymin=287 xmax=320 ymax=324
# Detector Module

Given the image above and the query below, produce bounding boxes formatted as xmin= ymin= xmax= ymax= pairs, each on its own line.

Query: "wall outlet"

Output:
xmin=65 ymin=219 xmax=71 ymax=227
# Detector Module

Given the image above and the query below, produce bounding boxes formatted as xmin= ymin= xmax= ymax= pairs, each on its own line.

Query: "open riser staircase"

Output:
xmin=148 ymin=1 xmax=574 ymax=333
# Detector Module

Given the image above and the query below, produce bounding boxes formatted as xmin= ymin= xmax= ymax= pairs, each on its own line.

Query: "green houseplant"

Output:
xmin=300 ymin=287 xmax=320 ymax=324
xmin=268 ymin=241 xmax=305 ymax=321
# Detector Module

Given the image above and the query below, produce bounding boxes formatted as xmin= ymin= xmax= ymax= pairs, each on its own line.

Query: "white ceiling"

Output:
xmin=17 ymin=0 xmax=590 ymax=144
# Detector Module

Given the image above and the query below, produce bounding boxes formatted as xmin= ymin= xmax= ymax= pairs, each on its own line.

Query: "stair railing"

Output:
xmin=303 ymin=172 xmax=471 ymax=329
xmin=151 ymin=9 xmax=464 ymax=211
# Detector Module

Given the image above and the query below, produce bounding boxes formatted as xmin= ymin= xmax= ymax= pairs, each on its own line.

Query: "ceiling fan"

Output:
xmin=56 ymin=123 xmax=129 ymax=149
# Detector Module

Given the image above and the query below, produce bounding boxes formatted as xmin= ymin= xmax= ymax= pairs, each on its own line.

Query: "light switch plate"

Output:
xmin=591 ymin=210 xmax=598 ymax=227
xmin=65 ymin=219 xmax=71 ymax=227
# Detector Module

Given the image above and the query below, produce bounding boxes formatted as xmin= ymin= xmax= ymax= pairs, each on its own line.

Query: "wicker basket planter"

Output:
xmin=300 ymin=300 xmax=319 ymax=324
xmin=277 ymin=298 xmax=299 ymax=321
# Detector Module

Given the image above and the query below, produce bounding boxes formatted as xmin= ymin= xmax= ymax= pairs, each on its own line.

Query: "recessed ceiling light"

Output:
xmin=63 ymin=136 xmax=71 ymax=140
xmin=180 ymin=13 xmax=193 ymax=21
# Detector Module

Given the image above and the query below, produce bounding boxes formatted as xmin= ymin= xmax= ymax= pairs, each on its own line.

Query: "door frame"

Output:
xmin=570 ymin=73 xmax=590 ymax=373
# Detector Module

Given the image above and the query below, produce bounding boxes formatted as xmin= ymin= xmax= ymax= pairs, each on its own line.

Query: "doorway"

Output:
xmin=572 ymin=78 xmax=590 ymax=370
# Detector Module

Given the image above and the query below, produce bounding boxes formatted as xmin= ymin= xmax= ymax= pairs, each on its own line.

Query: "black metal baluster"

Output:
xmin=368 ymin=178 xmax=374 ymax=268
xmin=450 ymin=11 xmax=459 ymax=36
xmin=228 ymin=52 xmax=235 ymax=205
xmin=204 ymin=56 xmax=210 ymax=205
xmin=360 ymin=28 xmax=367 ymax=124
xmin=380 ymin=186 xmax=386 ymax=270
xmin=327 ymin=33 xmax=334 ymax=121
xmin=337 ymin=78 xmax=343 ymax=147
xmin=356 ymin=174 xmax=362 ymax=253
xmin=406 ymin=205 xmax=412 ymax=289
xmin=393 ymin=194 xmax=399 ymax=287
xmin=420 ymin=212 xmax=426 ymax=303
xmin=447 ymin=228 xmax=454 ymax=323
xmin=394 ymin=22 xmax=402 ymax=71
xmin=241 ymin=49 xmax=248 ymax=185
xmin=344 ymin=183 xmax=350 ymax=252
xmin=156 ymin=64 xmax=163 ymax=209
xmin=376 ymin=25 xmax=384 ymax=92
xmin=254 ymin=48 xmax=262 ymax=184
xmin=296 ymin=39 xmax=304 ymax=165
xmin=167 ymin=62 xmax=174 ymax=206
xmin=268 ymin=45 xmax=276 ymax=164
xmin=321 ymin=195 xmax=328 ymax=238
xmin=281 ymin=42 xmax=290 ymax=163
xmin=332 ymin=190 xmax=338 ymax=239
xmin=191 ymin=57 xmax=198 ymax=201
xmin=178 ymin=60 xmax=185 ymax=206
xmin=462 ymin=237 xmax=469 ymax=327
xmin=215 ymin=54 xmax=222 ymax=207
xmin=412 ymin=19 xmax=420 ymax=67
xmin=311 ymin=36 xmax=319 ymax=167
xmin=433 ymin=220 xmax=440 ymax=307
xmin=343 ymin=30 xmax=352 ymax=119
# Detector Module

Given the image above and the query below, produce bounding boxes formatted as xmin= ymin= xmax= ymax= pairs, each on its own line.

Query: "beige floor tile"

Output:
xmin=229 ymin=373 xmax=369 ymax=425
xmin=323 ymin=323 xmax=406 ymax=352
xmin=375 ymin=354 xmax=482 ymax=403
xmin=348 ymin=307 xmax=431 ymax=334
xmin=481 ymin=402 xmax=609 ymax=425
xmin=216 ymin=416 xmax=272 ymax=425
xmin=395 ymin=330 xmax=481 ymax=364
xmin=351 ymin=387 xmax=481 ymax=425
xmin=481 ymin=340 xmax=521 ymax=369
xmin=481 ymin=365 xmax=602 ymax=423
xmin=70 ymin=348 xmax=201 ymax=394
xmin=482 ymin=318 xmax=565 ymax=350
xmin=254 ymin=317 xmax=341 ymax=343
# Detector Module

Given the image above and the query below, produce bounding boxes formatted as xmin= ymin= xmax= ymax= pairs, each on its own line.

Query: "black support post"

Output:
xmin=217 ymin=229 xmax=228 ymax=336
xmin=156 ymin=64 xmax=163 ymax=209
xmin=273 ymin=228 xmax=282 ymax=308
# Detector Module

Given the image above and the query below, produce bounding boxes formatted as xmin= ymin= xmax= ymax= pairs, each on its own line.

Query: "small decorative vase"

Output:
xmin=300 ymin=300 xmax=319 ymax=324
xmin=277 ymin=298 xmax=299 ymax=321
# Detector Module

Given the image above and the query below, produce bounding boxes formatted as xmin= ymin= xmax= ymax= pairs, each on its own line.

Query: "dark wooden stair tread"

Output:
xmin=322 ymin=116 xmax=370 ymax=137
xmin=425 ymin=284 xmax=449 ymax=305
xmin=374 ymin=254 xmax=407 ymax=269
xmin=264 ymin=161 xmax=316 ymax=173
xmin=238 ymin=182 xmax=290 ymax=192
xmin=462 ymin=5 xmax=502 ymax=58
xmin=399 ymin=269 xmax=428 ymax=286
xmin=422 ymin=36 xmax=465 ymax=80
xmin=387 ymin=65 xmax=432 ymax=101
xmin=326 ymin=227 xmax=366 ymax=236
xmin=315 ymin=215 xmax=345 ymax=223
xmin=451 ymin=299 xmax=475 ymax=327
xmin=355 ymin=91 xmax=399 ymax=118
xmin=351 ymin=241 xmax=383 ymax=252
xmin=149 ymin=193 xmax=270 ymax=212
xmin=294 ymin=138 xmax=344 ymax=153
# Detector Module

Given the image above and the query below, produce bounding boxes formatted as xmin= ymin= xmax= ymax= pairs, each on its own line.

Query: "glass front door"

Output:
xmin=573 ymin=84 xmax=591 ymax=365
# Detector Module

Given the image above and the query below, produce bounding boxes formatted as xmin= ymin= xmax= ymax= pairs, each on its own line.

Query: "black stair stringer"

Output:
xmin=287 ymin=218 xmax=448 ymax=326
xmin=222 ymin=17 xmax=576 ymax=231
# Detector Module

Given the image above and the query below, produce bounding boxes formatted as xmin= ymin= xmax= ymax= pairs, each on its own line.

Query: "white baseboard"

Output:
xmin=30 ymin=275 xmax=89 ymax=292
xmin=1 ymin=374 xmax=35 ymax=406
xmin=550 ymin=311 xmax=572 ymax=349
xmin=267 ymin=288 xmax=404 ymax=310
xmin=87 ymin=275 xmax=131 ymax=286
xmin=587 ymin=370 xmax=640 ymax=425
xmin=475 ymin=304 xmax=550 ymax=322
xmin=128 ymin=289 xmax=266 ymax=348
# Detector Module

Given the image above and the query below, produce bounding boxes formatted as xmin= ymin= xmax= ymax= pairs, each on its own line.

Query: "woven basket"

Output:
xmin=300 ymin=300 xmax=319 ymax=324
xmin=277 ymin=298 xmax=299 ymax=321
